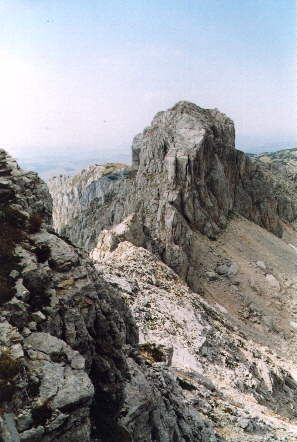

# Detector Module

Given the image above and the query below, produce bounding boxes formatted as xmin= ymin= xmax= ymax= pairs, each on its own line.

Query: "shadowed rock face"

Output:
xmin=0 ymin=150 xmax=134 ymax=441
xmin=49 ymin=102 xmax=297 ymax=289
xmin=0 ymin=150 xmax=218 ymax=442
xmin=47 ymin=163 xmax=131 ymax=250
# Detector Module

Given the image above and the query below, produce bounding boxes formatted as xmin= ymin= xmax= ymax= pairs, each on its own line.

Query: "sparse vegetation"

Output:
xmin=0 ymin=350 xmax=21 ymax=380
xmin=139 ymin=342 xmax=164 ymax=363
xmin=28 ymin=213 xmax=43 ymax=233
xmin=32 ymin=401 xmax=52 ymax=425
xmin=0 ymin=350 xmax=21 ymax=402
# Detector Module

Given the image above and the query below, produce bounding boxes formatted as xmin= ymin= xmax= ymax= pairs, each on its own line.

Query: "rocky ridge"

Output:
xmin=47 ymin=101 xmax=297 ymax=440
xmin=248 ymin=149 xmax=297 ymax=209
xmin=49 ymin=102 xmax=297 ymax=292
xmin=0 ymin=150 xmax=217 ymax=441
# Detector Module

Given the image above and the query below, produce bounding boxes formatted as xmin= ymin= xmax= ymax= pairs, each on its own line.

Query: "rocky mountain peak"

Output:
xmin=132 ymin=101 xmax=235 ymax=173
xmin=49 ymin=102 xmax=297 ymax=288
xmin=2 ymin=99 xmax=297 ymax=440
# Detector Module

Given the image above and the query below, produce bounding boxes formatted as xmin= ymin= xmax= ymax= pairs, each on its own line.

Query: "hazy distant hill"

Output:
xmin=13 ymin=150 xmax=131 ymax=179
xmin=248 ymin=148 xmax=297 ymax=184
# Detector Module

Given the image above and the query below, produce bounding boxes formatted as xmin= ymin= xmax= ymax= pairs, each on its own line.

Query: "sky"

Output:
xmin=0 ymin=0 xmax=296 ymax=176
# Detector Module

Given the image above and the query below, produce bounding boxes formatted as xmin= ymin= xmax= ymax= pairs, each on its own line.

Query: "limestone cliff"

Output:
xmin=47 ymin=101 xmax=297 ymax=441
xmin=49 ymin=102 xmax=297 ymax=291
xmin=47 ymin=163 xmax=130 ymax=249
xmin=0 ymin=150 xmax=217 ymax=442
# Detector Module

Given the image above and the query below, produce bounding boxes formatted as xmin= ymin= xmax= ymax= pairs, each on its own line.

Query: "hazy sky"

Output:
xmin=0 ymin=0 xmax=296 ymax=168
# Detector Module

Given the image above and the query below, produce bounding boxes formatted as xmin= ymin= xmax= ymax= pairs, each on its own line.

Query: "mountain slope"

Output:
xmin=47 ymin=101 xmax=297 ymax=440
xmin=0 ymin=150 xmax=218 ymax=442
xmin=248 ymin=148 xmax=297 ymax=212
xmin=92 ymin=226 xmax=297 ymax=441
xmin=49 ymin=102 xmax=297 ymax=290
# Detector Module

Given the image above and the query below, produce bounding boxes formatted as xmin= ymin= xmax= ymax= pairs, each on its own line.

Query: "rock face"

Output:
xmin=0 ymin=150 xmax=130 ymax=441
xmin=47 ymin=101 xmax=297 ymax=440
xmin=47 ymin=163 xmax=130 ymax=249
xmin=49 ymin=102 xmax=297 ymax=291
xmin=0 ymin=150 xmax=218 ymax=441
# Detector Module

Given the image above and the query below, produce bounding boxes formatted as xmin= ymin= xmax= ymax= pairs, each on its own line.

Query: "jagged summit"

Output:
xmin=49 ymin=102 xmax=297 ymax=280
xmin=45 ymin=97 xmax=297 ymax=440
xmin=132 ymin=101 xmax=235 ymax=170
xmin=170 ymin=100 xmax=234 ymax=129
xmin=160 ymin=100 xmax=233 ymax=123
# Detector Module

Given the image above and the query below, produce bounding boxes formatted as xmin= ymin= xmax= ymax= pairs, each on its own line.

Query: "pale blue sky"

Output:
xmin=0 ymin=0 xmax=295 ymax=173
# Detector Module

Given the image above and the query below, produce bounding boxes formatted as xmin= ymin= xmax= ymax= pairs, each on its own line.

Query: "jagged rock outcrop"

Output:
xmin=0 ymin=151 xmax=132 ymax=441
xmin=0 ymin=150 xmax=218 ymax=441
xmin=49 ymin=102 xmax=297 ymax=292
xmin=47 ymin=163 xmax=130 ymax=249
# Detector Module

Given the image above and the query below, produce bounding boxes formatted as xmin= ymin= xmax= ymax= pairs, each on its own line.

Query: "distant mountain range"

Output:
xmin=13 ymin=149 xmax=131 ymax=179
xmin=13 ymin=145 xmax=296 ymax=180
xmin=248 ymin=147 xmax=297 ymax=162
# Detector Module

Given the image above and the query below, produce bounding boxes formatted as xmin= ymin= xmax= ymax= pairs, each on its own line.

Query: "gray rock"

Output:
xmin=28 ymin=322 xmax=37 ymax=331
xmin=16 ymin=411 xmax=33 ymax=432
xmin=0 ymin=413 xmax=20 ymax=442
xmin=51 ymin=370 xmax=94 ymax=409
xmin=216 ymin=262 xmax=239 ymax=277
xmin=31 ymin=311 xmax=46 ymax=323
xmin=25 ymin=332 xmax=64 ymax=355
xmin=265 ymin=274 xmax=280 ymax=291
xmin=20 ymin=426 xmax=44 ymax=441
xmin=205 ymin=271 xmax=218 ymax=281
xmin=256 ymin=260 xmax=266 ymax=271
xmin=0 ymin=149 xmax=219 ymax=442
